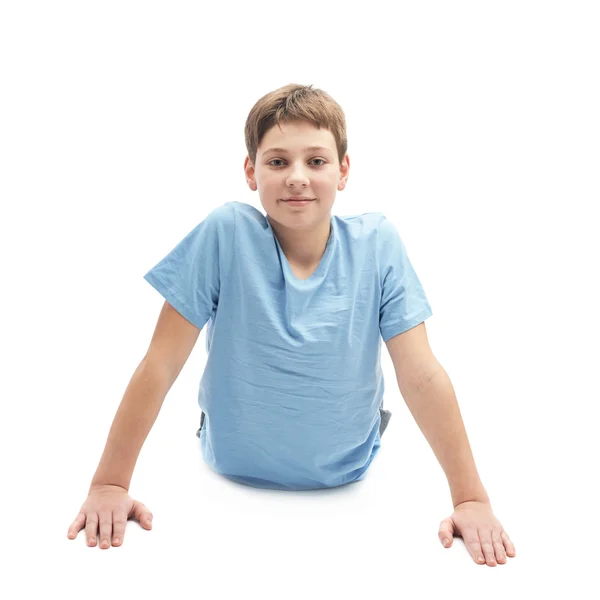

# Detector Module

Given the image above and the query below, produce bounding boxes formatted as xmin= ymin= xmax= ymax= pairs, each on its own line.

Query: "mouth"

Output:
xmin=281 ymin=198 xmax=316 ymax=204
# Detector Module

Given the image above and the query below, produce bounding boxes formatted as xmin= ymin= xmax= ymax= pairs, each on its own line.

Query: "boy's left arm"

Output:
xmin=385 ymin=322 xmax=517 ymax=567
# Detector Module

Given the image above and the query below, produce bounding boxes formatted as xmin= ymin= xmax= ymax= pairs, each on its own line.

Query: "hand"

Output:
xmin=438 ymin=500 xmax=516 ymax=566
xmin=67 ymin=484 xmax=153 ymax=549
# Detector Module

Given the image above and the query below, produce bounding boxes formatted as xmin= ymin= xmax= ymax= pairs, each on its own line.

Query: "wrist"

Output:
xmin=450 ymin=478 xmax=489 ymax=508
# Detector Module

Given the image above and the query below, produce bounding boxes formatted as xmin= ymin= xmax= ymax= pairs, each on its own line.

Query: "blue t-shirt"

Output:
xmin=143 ymin=201 xmax=432 ymax=490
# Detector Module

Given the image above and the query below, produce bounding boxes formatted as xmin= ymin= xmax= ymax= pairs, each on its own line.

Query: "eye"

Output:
xmin=268 ymin=158 xmax=326 ymax=167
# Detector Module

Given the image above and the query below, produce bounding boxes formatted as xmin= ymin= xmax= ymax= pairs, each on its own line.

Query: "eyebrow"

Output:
xmin=263 ymin=146 xmax=332 ymax=155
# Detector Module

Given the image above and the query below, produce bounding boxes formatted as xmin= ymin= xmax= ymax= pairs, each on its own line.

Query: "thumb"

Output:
xmin=438 ymin=517 xmax=455 ymax=548
xmin=131 ymin=500 xmax=153 ymax=529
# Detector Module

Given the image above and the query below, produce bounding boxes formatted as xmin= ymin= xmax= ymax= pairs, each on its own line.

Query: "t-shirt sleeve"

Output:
xmin=377 ymin=215 xmax=433 ymax=342
xmin=142 ymin=203 xmax=235 ymax=331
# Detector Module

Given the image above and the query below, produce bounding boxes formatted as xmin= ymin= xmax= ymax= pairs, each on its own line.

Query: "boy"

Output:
xmin=67 ymin=84 xmax=516 ymax=567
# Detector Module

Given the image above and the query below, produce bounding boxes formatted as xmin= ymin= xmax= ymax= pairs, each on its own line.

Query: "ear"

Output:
xmin=244 ymin=156 xmax=257 ymax=191
xmin=338 ymin=154 xmax=350 ymax=191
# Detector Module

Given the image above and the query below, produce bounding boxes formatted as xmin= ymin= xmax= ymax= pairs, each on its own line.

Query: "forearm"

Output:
xmin=399 ymin=365 xmax=490 ymax=507
xmin=90 ymin=358 xmax=172 ymax=492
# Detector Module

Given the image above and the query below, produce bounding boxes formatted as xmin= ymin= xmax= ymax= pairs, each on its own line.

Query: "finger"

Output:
xmin=111 ymin=510 xmax=127 ymax=546
xmin=463 ymin=530 xmax=485 ymax=565
xmin=492 ymin=529 xmax=507 ymax=564
xmin=85 ymin=513 xmax=99 ymax=546
xmin=438 ymin=517 xmax=454 ymax=547
xmin=98 ymin=511 xmax=113 ymax=550
xmin=501 ymin=531 xmax=516 ymax=557
xmin=142 ymin=513 xmax=153 ymax=529
xmin=132 ymin=500 xmax=153 ymax=529
xmin=478 ymin=529 xmax=497 ymax=566
xmin=67 ymin=513 xmax=86 ymax=539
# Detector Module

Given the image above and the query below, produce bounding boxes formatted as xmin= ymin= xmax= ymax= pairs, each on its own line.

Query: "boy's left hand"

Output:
xmin=438 ymin=500 xmax=516 ymax=566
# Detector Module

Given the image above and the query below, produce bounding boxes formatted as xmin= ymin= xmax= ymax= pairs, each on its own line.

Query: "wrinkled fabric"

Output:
xmin=143 ymin=201 xmax=432 ymax=490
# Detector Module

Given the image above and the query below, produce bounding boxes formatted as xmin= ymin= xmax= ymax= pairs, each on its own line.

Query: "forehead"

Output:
xmin=259 ymin=121 xmax=335 ymax=154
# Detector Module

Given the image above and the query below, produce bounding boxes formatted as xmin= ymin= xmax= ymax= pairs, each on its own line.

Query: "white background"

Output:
xmin=1 ymin=1 xmax=598 ymax=597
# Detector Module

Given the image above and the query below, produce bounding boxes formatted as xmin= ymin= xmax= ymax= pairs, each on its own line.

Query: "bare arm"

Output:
xmin=385 ymin=322 xmax=489 ymax=507
xmin=89 ymin=358 xmax=173 ymax=491
xmin=89 ymin=300 xmax=201 ymax=492
xmin=399 ymin=365 xmax=489 ymax=508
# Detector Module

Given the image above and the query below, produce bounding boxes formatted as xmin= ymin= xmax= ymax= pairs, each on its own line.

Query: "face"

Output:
xmin=244 ymin=120 xmax=350 ymax=230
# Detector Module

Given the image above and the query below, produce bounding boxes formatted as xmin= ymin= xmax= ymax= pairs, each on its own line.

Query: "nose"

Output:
xmin=285 ymin=163 xmax=310 ymax=186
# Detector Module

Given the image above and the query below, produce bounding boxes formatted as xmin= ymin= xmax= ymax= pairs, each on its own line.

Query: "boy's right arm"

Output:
xmin=88 ymin=356 xmax=173 ymax=492
xmin=90 ymin=300 xmax=202 ymax=491
xmin=68 ymin=301 xmax=201 ymax=549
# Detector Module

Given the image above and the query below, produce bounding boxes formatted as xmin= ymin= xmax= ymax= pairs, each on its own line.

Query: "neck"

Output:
xmin=268 ymin=215 xmax=331 ymax=267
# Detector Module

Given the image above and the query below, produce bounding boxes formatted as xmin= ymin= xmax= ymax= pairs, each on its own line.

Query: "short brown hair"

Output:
xmin=244 ymin=83 xmax=347 ymax=167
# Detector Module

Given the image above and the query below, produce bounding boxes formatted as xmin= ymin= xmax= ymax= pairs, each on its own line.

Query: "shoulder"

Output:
xmin=211 ymin=201 xmax=270 ymax=230
xmin=372 ymin=213 xmax=403 ymax=247
xmin=186 ymin=202 xmax=238 ymax=240
xmin=204 ymin=201 xmax=237 ymax=226
xmin=371 ymin=212 xmax=399 ymax=235
xmin=335 ymin=211 xmax=388 ymax=237
xmin=336 ymin=212 xmax=401 ymax=248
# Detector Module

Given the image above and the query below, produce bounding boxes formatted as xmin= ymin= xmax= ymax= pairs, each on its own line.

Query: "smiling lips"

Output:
xmin=282 ymin=198 xmax=314 ymax=207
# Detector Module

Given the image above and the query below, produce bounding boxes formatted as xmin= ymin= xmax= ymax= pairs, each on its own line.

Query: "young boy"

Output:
xmin=67 ymin=83 xmax=516 ymax=566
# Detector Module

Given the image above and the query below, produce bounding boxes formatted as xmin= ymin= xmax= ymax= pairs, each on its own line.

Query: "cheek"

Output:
xmin=316 ymin=172 xmax=338 ymax=186
xmin=260 ymin=174 xmax=278 ymax=189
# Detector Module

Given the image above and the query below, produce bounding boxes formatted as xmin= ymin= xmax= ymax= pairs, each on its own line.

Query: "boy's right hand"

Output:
xmin=67 ymin=484 xmax=153 ymax=549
